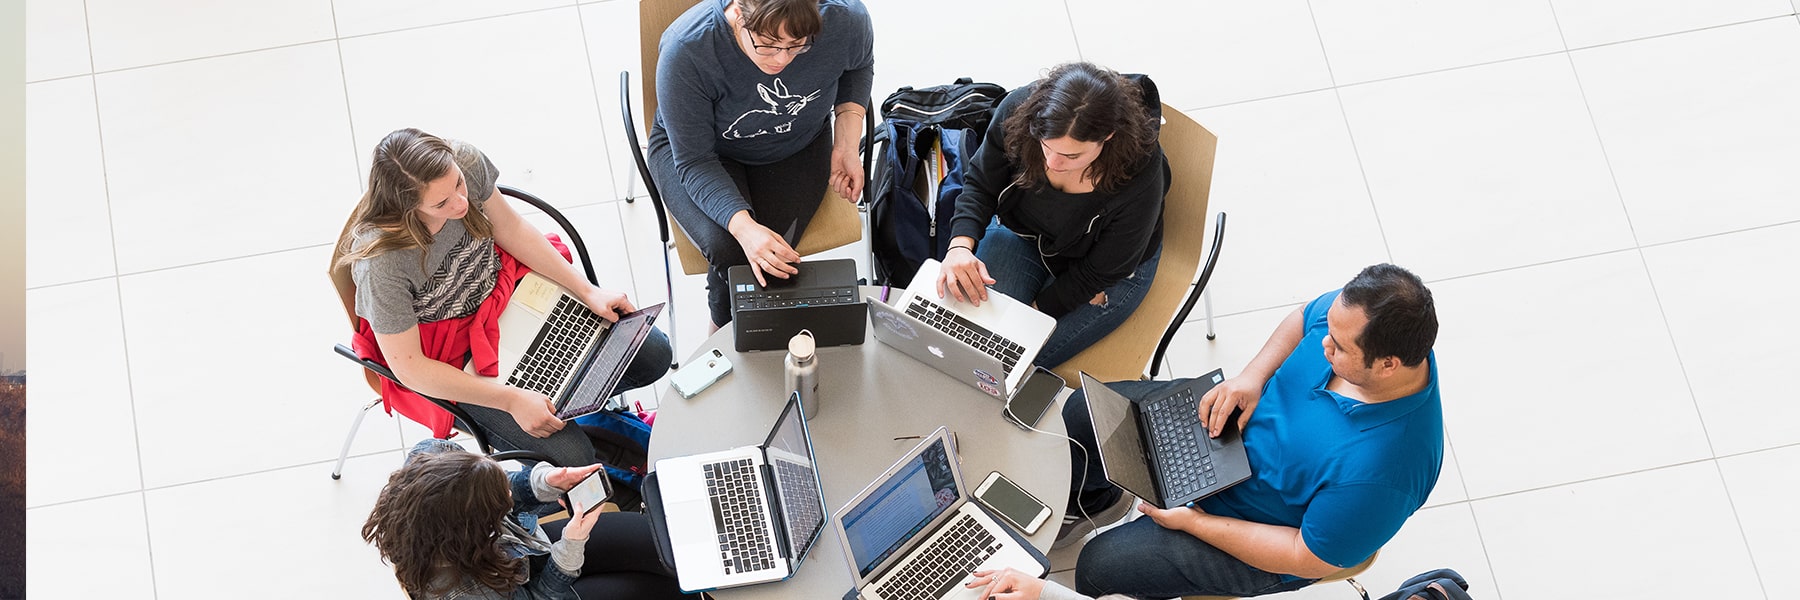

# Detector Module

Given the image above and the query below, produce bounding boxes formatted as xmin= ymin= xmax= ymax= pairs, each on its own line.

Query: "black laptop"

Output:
xmin=1078 ymin=369 xmax=1253 ymax=509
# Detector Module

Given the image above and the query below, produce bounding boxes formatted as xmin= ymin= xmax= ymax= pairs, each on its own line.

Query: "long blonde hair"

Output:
xmin=335 ymin=128 xmax=494 ymax=270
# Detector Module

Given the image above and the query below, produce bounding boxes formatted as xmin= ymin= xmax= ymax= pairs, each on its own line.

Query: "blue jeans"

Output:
xmin=1062 ymin=380 xmax=1317 ymax=598
xmin=975 ymin=220 xmax=1160 ymax=369
xmin=461 ymin=327 xmax=673 ymax=467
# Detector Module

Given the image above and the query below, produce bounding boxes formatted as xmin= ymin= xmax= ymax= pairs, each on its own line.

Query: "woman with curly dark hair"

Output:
xmin=937 ymin=62 xmax=1171 ymax=368
xmin=363 ymin=439 xmax=690 ymax=599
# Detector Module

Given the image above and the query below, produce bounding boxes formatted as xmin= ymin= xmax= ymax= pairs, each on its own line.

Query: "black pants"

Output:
xmin=542 ymin=512 xmax=696 ymax=599
xmin=648 ymin=124 xmax=831 ymax=326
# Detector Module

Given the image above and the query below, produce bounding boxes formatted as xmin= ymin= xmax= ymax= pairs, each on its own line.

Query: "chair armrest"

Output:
xmin=333 ymin=343 xmax=495 ymax=453
xmin=497 ymin=185 xmax=597 ymax=287
xmin=620 ymin=71 xmax=673 ymax=244
xmin=1150 ymin=212 xmax=1226 ymax=378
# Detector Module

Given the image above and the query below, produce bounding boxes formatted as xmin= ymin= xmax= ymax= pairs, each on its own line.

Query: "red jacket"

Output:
xmin=351 ymin=236 xmax=571 ymax=438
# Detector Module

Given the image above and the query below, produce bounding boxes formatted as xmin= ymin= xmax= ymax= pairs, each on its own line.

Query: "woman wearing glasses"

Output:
xmin=646 ymin=0 xmax=873 ymax=328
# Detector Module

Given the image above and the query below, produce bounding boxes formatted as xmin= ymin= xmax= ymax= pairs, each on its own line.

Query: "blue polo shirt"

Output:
xmin=1198 ymin=289 xmax=1443 ymax=572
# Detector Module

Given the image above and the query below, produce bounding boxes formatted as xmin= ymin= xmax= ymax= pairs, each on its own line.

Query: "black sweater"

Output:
xmin=947 ymin=75 xmax=1170 ymax=318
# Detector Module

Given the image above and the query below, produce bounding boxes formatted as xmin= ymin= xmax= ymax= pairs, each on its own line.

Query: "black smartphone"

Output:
xmin=562 ymin=471 xmax=615 ymax=516
xmin=1002 ymin=366 xmax=1065 ymax=430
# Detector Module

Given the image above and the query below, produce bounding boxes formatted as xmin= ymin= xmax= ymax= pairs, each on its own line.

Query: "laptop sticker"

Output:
xmin=973 ymin=370 xmax=999 ymax=386
xmin=873 ymin=310 xmax=917 ymax=340
xmin=976 ymin=380 xmax=1001 ymax=397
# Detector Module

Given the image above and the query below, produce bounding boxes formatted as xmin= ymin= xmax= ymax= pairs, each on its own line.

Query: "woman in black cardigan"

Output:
xmin=937 ymin=62 xmax=1170 ymax=368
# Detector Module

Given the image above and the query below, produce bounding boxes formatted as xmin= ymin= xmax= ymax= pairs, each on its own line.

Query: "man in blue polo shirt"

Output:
xmin=1057 ymin=263 xmax=1443 ymax=599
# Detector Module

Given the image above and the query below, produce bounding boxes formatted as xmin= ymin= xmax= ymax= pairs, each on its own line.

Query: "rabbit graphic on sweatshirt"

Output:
xmin=723 ymin=78 xmax=822 ymax=140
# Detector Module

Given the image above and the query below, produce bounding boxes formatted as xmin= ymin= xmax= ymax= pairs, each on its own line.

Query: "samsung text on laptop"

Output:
xmin=654 ymin=394 xmax=828 ymax=593
xmin=468 ymin=271 xmax=663 ymax=421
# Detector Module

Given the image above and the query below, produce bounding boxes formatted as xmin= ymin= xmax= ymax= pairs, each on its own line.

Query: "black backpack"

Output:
xmin=879 ymin=77 xmax=1006 ymax=132
xmin=868 ymin=78 xmax=1006 ymax=287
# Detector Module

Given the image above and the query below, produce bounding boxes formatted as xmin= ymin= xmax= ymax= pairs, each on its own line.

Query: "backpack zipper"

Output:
xmin=890 ymin=93 xmax=995 ymax=119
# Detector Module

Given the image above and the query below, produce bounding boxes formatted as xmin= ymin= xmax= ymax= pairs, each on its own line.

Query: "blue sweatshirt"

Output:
xmin=652 ymin=0 xmax=875 ymax=228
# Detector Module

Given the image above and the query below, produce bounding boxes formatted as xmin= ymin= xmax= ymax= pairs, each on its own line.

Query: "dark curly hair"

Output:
xmin=1001 ymin=62 xmax=1157 ymax=194
xmin=362 ymin=450 xmax=523 ymax=597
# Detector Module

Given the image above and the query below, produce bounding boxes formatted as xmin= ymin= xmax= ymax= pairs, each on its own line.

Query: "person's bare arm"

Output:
xmin=1137 ymin=504 xmax=1340 ymax=579
xmin=374 ymin=326 xmax=563 ymax=438
xmin=1197 ymin=305 xmax=1306 ymax=436
xmin=483 ymin=189 xmax=634 ymax=321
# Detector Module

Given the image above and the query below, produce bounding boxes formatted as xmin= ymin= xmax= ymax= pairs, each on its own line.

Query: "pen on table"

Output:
xmin=893 ymin=433 xmax=960 ymax=459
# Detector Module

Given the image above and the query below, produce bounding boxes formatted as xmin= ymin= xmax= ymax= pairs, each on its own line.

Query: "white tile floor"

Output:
xmin=23 ymin=1 xmax=1800 ymax=599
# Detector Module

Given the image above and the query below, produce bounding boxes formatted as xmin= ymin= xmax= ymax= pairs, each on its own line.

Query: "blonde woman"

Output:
xmin=341 ymin=128 xmax=672 ymax=467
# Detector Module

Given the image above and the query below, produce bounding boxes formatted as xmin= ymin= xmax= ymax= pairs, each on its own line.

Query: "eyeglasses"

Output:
xmin=738 ymin=25 xmax=812 ymax=57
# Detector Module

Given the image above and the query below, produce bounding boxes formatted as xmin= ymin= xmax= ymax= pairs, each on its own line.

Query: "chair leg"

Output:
xmin=662 ymin=249 xmax=679 ymax=369
xmin=332 ymin=397 xmax=384 ymax=480
xmin=1204 ymin=289 xmax=1217 ymax=340
xmin=623 ymin=158 xmax=638 ymax=203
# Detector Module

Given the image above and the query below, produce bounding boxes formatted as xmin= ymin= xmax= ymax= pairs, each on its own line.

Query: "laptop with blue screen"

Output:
xmin=831 ymin=427 xmax=1044 ymax=600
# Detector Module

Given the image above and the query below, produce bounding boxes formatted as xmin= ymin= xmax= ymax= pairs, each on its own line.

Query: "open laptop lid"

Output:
xmin=1078 ymin=373 xmax=1161 ymax=505
xmin=831 ymin=427 xmax=965 ymax=588
xmin=868 ymin=299 xmax=1012 ymax=398
xmin=761 ymin=393 xmax=828 ymax=567
xmin=554 ymin=302 xmax=665 ymax=419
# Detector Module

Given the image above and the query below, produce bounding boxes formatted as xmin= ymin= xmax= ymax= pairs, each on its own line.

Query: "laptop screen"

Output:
xmin=1080 ymin=374 xmax=1159 ymax=504
xmin=764 ymin=396 xmax=826 ymax=561
xmin=839 ymin=437 xmax=959 ymax=578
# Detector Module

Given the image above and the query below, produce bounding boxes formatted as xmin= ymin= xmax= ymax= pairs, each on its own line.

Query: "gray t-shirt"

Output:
xmin=653 ymin=0 xmax=875 ymax=228
xmin=352 ymin=141 xmax=503 ymax=335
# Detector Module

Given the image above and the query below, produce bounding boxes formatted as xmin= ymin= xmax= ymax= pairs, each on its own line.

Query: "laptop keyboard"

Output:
xmin=1144 ymin=388 xmax=1218 ymax=498
xmin=905 ymin=296 xmax=1026 ymax=375
xmin=735 ymin=287 xmax=857 ymax=310
xmin=774 ymin=459 xmax=823 ymax=546
xmin=704 ymin=458 xmax=777 ymax=576
xmin=558 ymin=312 xmax=649 ymax=415
xmin=506 ymin=295 xmax=604 ymax=399
xmin=875 ymin=514 xmax=1001 ymax=600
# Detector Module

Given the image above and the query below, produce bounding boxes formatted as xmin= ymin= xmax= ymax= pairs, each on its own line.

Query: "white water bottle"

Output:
xmin=785 ymin=330 xmax=820 ymax=419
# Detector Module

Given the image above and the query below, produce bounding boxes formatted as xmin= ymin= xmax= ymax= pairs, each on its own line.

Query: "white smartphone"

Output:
xmin=669 ymin=348 xmax=733 ymax=398
xmin=974 ymin=471 xmax=1053 ymax=535
xmin=1002 ymin=366 xmax=1065 ymax=430
xmin=563 ymin=471 xmax=615 ymax=516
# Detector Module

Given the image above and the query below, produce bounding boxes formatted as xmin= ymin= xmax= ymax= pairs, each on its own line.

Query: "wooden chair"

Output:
xmin=1050 ymin=104 xmax=1225 ymax=386
xmin=326 ymin=185 xmax=601 ymax=479
xmin=1184 ymin=551 xmax=1378 ymax=600
xmin=623 ymin=0 xmax=867 ymax=277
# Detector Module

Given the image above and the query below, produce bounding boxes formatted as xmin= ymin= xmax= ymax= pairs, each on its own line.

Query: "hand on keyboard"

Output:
xmin=938 ymin=246 xmax=994 ymax=305
xmin=965 ymin=567 xmax=1045 ymax=600
xmin=1198 ymin=375 xmax=1260 ymax=439
xmin=576 ymin=286 xmax=634 ymax=323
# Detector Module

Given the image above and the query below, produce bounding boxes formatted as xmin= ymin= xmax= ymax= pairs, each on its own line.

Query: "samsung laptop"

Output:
xmin=1079 ymin=370 xmax=1254 ymax=510
xmin=873 ymin=259 xmax=1056 ymax=398
xmin=470 ymin=271 xmax=663 ymax=420
xmin=654 ymin=395 xmax=828 ymax=593
xmin=832 ymin=427 xmax=1045 ymax=600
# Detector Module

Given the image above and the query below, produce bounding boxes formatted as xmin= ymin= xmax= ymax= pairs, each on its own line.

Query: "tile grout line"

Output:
xmin=571 ymin=4 xmax=629 ymax=204
xmin=1305 ymin=0 xmax=1395 ymax=265
xmin=79 ymin=0 xmax=158 ymax=595
xmin=64 ymin=5 xmax=588 ymax=80
xmin=24 ymin=448 xmax=411 ymax=512
xmin=1545 ymin=10 xmax=1760 ymax=592
xmin=1061 ymin=0 xmax=1084 ymax=60
xmin=1707 ymin=459 xmax=1773 ymax=600
xmin=328 ymin=0 xmax=368 ymax=236
xmin=1458 ymin=500 xmax=1508 ymax=600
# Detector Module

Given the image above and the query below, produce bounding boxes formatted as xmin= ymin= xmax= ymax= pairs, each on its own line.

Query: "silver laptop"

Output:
xmin=655 ymin=395 xmax=828 ymax=593
xmin=469 ymin=271 xmax=663 ymax=420
xmin=877 ymin=259 xmax=1056 ymax=398
xmin=832 ymin=427 xmax=1045 ymax=600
